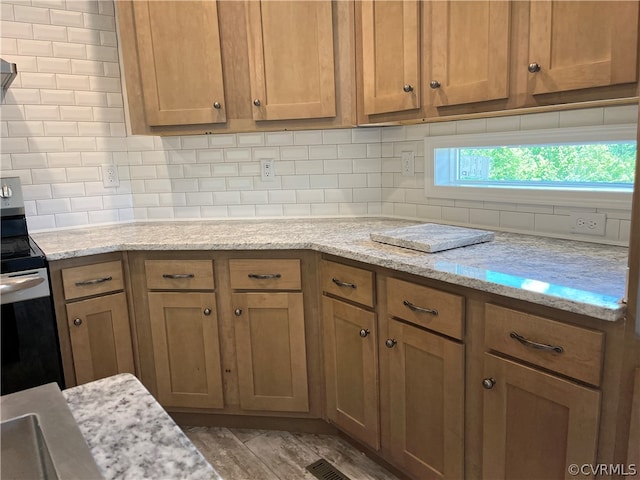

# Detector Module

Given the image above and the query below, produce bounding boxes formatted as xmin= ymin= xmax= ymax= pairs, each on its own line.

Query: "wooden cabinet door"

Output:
xmin=430 ymin=0 xmax=510 ymax=107
xmin=528 ymin=1 xmax=639 ymax=95
xmin=323 ymin=297 xmax=379 ymax=450
xmin=482 ymin=353 xmax=600 ymax=480
xmin=132 ymin=1 xmax=226 ymax=126
xmin=148 ymin=292 xmax=224 ymax=409
xmin=360 ymin=0 xmax=420 ymax=115
xmin=66 ymin=292 xmax=134 ymax=385
xmin=232 ymin=292 xmax=309 ymax=412
xmin=386 ymin=319 xmax=464 ymax=480
xmin=245 ymin=1 xmax=336 ymax=121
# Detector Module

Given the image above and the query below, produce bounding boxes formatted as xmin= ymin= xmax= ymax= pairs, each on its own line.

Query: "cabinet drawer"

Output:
xmin=485 ymin=304 xmax=604 ymax=386
xmin=320 ymin=260 xmax=374 ymax=307
xmin=386 ymin=277 xmax=463 ymax=340
xmin=62 ymin=261 xmax=124 ymax=300
xmin=145 ymin=260 xmax=215 ymax=290
xmin=229 ymin=259 xmax=301 ymax=290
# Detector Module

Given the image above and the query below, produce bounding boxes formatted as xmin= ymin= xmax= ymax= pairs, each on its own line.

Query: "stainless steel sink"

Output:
xmin=0 ymin=383 xmax=102 ymax=479
xmin=1 ymin=414 xmax=58 ymax=480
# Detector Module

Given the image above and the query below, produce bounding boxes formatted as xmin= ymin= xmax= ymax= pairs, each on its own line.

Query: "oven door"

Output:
xmin=1 ymin=269 xmax=64 ymax=395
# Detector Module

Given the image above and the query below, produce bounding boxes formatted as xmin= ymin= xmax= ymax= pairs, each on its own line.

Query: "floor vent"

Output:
xmin=306 ymin=458 xmax=351 ymax=480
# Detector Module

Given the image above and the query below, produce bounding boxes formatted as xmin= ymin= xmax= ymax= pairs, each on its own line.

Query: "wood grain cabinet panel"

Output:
xmin=148 ymin=292 xmax=224 ymax=409
xmin=66 ymin=292 xmax=134 ymax=385
xmin=482 ymin=353 xmax=600 ymax=480
xmin=527 ymin=0 xmax=639 ymax=95
xmin=359 ymin=0 xmax=420 ymax=115
xmin=429 ymin=0 xmax=510 ymax=107
xmin=62 ymin=260 xmax=124 ymax=300
xmin=245 ymin=0 xmax=336 ymax=120
xmin=323 ymin=296 xmax=379 ymax=450
xmin=232 ymin=292 xmax=309 ymax=412
xmin=385 ymin=319 xmax=464 ymax=480
xmin=132 ymin=1 xmax=226 ymax=126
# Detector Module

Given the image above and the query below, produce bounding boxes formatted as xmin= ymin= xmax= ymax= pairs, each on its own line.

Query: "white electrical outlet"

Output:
xmin=568 ymin=212 xmax=606 ymax=236
xmin=101 ymin=164 xmax=119 ymax=187
xmin=261 ymin=159 xmax=276 ymax=182
xmin=401 ymin=151 xmax=415 ymax=177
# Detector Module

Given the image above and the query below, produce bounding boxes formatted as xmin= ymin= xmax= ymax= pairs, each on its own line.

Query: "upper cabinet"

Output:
xmin=359 ymin=0 xmax=420 ymax=116
xmin=131 ymin=1 xmax=226 ymax=126
xmin=116 ymin=0 xmax=355 ymax=135
xmin=429 ymin=1 xmax=510 ymax=107
xmin=116 ymin=0 xmax=638 ymax=134
xmin=245 ymin=1 xmax=336 ymax=121
xmin=527 ymin=0 xmax=639 ymax=96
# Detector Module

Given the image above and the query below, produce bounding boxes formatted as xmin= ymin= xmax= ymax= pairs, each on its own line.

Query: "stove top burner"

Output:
xmin=0 ymin=236 xmax=46 ymax=274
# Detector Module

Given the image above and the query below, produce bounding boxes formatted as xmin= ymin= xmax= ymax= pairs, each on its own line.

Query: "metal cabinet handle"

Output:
xmin=482 ymin=378 xmax=496 ymax=389
xmin=359 ymin=329 xmax=370 ymax=338
xmin=162 ymin=274 xmax=195 ymax=279
xmin=385 ymin=338 xmax=397 ymax=348
xmin=403 ymin=84 xmax=414 ymax=93
xmin=253 ymin=99 xmax=261 ymax=107
xmin=203 ymin=308 xmax=212 ymax=316
xmin=509 ymin=331 xmax=564 ymax=354
xmin=234 ymin=308 xmax=242 ymax=316
xmin=430 ymin=80 xmax=441 ymax=89
xmin=213 ymin=101 xmax=221 ymax=109
xmin=332 ymin=278 xmax=356 ymax=289
xmin=75 ymin=276 xmax=112 ymax=286
xmin=248 ymin=273 xmax=282 ymax=280
xmin=528 ymin=63 xmax=541 ymax=73
xmin=403 ymin=300 xmax=438 ymax=316
xmin=73 ymin=318 xmax=82 ymax=327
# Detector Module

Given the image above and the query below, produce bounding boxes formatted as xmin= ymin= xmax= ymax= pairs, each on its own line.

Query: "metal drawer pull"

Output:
xmin=385 ymin=339 xmax=397 ymax=348
xmin=75 ymin=276 xmax=112 ymax=286
xmin=332 ymin=278 xmax=356 ymax=289
xmin=509 ymin=331 xmax=564 ymax=354
xmin=359 ymin=329 xmax=370 ymax=338
xmin=162 ymin=274 xmax=195 ymax=279
xmin=248 ymin=273 xmax=282 ymax=280
xmin=403 ymin=300 xmax=438 ymax=316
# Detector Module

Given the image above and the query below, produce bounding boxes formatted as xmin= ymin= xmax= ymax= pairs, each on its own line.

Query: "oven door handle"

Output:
xmin=0 ymin=274 xmax=45 ymax=295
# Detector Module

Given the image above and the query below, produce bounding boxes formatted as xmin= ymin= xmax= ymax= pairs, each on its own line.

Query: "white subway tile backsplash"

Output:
xmin=52 ymin=41 xmax=87 ymax=58
xmin=208 ymin=134 xmax=236 ymax=148
xmin=88 ymin=74 xmax=119 ymax=91
xmin=28 ymin=136 xmax=64 ymax=152
xmin=456 ymin=118 xmax=487 ymax=134
xmin=8 ymin=121 xmax=44 ymax=136
xmin=60 ymin=105 xmax=93 ymax=121
xmin=21 ymin=72 xmax=57 ymax=89
xmin=322 ymin=129 xmax=351 ymax=145
xmin=323 ymin=159 xmax=351 ymax=174
xmin=33 ymin=24 xmax=67 ymax=42
xmin=237 ymin=132 xmax=264 ymax=146
xmin=181 ymin=136 xmax=208 ymax=150
xmin=70 ymin=58 xmax=103 ymax=75
xmin=48 ymin=151 xmax=82 ymax=167
xmin=11 ymin=152 xmax=47 ymax=168
xmin=294 ymin=129 xmax=323 ymax=145
xmin=17 ymin=39 xmax=53 ymax=56
xmin=500 ymin=211 xmax=535 ymax=231
xmin=2 ymin=137 xmax=30 ymax=153
xmin=280 ymin=146 xmax=308 ymax=160
xmin=75 ymin=90 xmax=106 ymax=105
xmin=2 ymin=21 xmax=34 ymax=39
xmin=52 ymin=182 xmax=85 ymax=198
xmin=338 ymin=143 xmax=367 ymax=158
xmin=1 ymin=4 xmax=14 ymax=21
xmin=604 ymin=105 xmax=638 ymax=124
xmin=14 ymin=5 xmax=50 ymax=23
xmin=67 ymin=26 xmax=101 ymax=45
xmin=62 ymin=136 xmax=96 ymax=151
xmin=265 ymin=131 xmax=294 ymax=146
xmin=50 ymin=9 xmax=84 ymax=27
xmin=5 ymin=88 xmax=41 ymax=104
xmin=22 ymin=183 xmax=52 ymax=200
xmin=309 ymin=144 xmax=337 ymax=160
xmin=224 ymin=148 xmax=251 ymax=162
xmin=77 ymin=121 xmax=110 ymax=136
xmin=352 ymin=127 xmax=380 ymax=143
xmin=559 ymin=108 xmax=604 ymax=127
xmin=43 ymin=121 xmax=78 ymax=136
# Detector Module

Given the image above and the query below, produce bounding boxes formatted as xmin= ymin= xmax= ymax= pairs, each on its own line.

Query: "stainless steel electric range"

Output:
xmin=1 ymin=176 xmax=64 ymax=395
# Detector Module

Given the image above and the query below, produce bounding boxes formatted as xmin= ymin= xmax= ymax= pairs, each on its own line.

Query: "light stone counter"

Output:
xmin=32 ymin=218 xmax=628 ymax=321
xmin=63 ymin=373 xmax=221 ymax=480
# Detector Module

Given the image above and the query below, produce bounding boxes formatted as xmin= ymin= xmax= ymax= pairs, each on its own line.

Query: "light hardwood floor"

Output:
xmin=183 ymin=426 xmax=400 ymax=480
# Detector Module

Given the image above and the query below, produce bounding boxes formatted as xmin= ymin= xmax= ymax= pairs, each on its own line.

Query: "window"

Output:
xmin=424 ymin=125 xmax=637 ymax=208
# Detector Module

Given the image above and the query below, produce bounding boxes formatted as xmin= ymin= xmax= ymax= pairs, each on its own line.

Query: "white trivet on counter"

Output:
xmin=370 ymin=223 xmax=495 ymax=253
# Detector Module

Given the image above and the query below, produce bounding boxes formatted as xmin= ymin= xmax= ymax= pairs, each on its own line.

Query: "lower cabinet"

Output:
xmin=232 ymin=292 xmax=309 ymax=412
xmin=384 ymin=319 xmax=464 ymax=480
xmin=482 ymin=353 xmax=600 ymax=479
xmin=66 ymin=292 xmax=134 ymax=385
xmin=322 ymin=296 xmax=379 ymax=450
xmin=148 ymin=292 xmax=224 ymax=409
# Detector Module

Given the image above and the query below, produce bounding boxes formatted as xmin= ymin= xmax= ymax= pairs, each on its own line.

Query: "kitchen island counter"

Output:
xmin=62 ymin=373 xmax=220 ymax=480
xmin=33 ymin=217 xmax=629 ymax=321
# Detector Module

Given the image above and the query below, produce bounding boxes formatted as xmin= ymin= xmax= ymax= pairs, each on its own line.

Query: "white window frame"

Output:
xmin=424 ymin=124 xmax=636 ymax=209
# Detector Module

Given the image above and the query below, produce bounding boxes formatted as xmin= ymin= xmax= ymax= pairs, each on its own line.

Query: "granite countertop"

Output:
xmin=32 ymin=217 xmax=629 ymax=321
xmin=62 ymin=373 xmax=221 ymax=480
